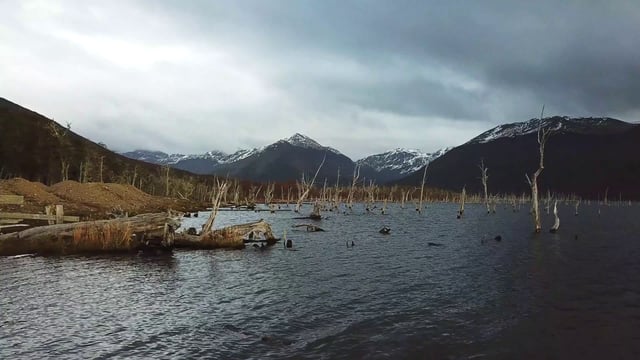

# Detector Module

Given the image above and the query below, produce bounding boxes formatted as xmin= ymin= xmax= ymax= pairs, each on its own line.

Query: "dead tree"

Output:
xmin=333 ymin=168 xmax=341 ymax=210
xmin=457 ymin=186 xmax=466 ymax=219
xmin=400 ymin=189 xmax=408 ymax=209
xmin=478 ymin=159 xmax=490 ymax=213
xmin=264 ymin=182 xmax=276 ymax=212
xmin=365 ymin=180 xmax=376 ymax=212
xmin=417 ymin=163 xmax=429 ymax=214
xmin=320 ymin=178 xmax=328 ymax=205
xmin=295 ymin=154 xmax=326 ymax=213
xmin=550 ymin=200 xmax=560 ymax=233
xmin=264 ymin=182 xmax=275 ymax=205
xmin=346 ymin=164 xmax=360 ymax=210
xmin=48 ymin=121 xmax=72 ymax=181
xmin=381 ymin=197 xmax=388 ymax=215
xmin=163 ymin=165 xmax=171 ymax=196
xmin=525 ymin=106 xmax=553 ymax=233
xmin=99 ymin=156 xmax=105 ymax=183
xmin=245 ymin=185 xmax=262 ymax=208
xmin=545 ymin=190 xmax=552 ymax=214
xmin=232 ymin=181 xmax=242 ymax=206
xmin=202 ymin=180 xmax=230 ymax=234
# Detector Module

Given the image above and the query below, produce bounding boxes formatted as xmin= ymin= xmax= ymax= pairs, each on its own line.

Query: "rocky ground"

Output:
xmin=0 ymin=178 xmax=205 ymax=220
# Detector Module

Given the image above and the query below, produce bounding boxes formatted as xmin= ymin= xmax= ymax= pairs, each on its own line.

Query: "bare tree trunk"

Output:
xmin=525 ymin=105 xmax=553 ymax=233
xmin=164 ymin=165 xmax=170 ymax=197
xmin=479 ymin=159 xmax=490 ymax=214
xmin=347 ymin=164 xmax=360 ymax=211
xmin=295 ymin=154 xmax=326 ymax=213
xmin=202 ymin=180 xmax=229 ymax=234
xmin=550 ymin=200 xmax=560 ymax=232
xmin=457 ymin=186 xmax=466 ymax=219
xmin=99 ymin=156 xmax=105 ymax=183
xmin=417 ymin=163 xmax=429 ymax=214
xmin=333 ymin=167 xmax=341 ymax=210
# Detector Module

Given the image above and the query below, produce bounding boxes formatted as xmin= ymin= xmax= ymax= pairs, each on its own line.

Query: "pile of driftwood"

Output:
xmin=0 ymin=180 xmax=278 ymax=256
xmin=0 ymin=212 xmax=179 ymax=256
xmin=175 ymin=219 xmax=277 ymax=249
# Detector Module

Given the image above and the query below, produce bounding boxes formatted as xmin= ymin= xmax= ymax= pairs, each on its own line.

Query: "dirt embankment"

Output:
xmin=0 ymin=178 xmax=202 ymax=219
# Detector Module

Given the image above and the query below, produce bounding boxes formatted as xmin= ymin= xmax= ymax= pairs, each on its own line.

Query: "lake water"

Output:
xmin=2 ymin=203 xmax=640 ymax=359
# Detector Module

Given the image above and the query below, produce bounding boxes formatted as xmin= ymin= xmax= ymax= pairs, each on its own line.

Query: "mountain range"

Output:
xmin=122 ymin=134 xmax=445 ymax=184
xmin=399 ymin=116 xmax=640 ymax=199
xmin=2 ymin=96 xmax=640 ymax=199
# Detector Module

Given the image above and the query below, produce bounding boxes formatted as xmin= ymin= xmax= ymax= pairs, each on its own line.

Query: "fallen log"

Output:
xmin=0 ymin=213 xmax=180 ymax=256
xmin=175 ymin=219 xmax=277 ymax=249
xmin=292 ymin=224 xmax=325 ymax=232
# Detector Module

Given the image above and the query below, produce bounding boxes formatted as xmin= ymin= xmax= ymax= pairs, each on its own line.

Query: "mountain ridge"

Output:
xmin=121 ymin=134 xmax=443 ymax=183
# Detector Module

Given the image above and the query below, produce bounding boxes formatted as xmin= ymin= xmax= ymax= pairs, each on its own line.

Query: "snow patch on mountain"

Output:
xmin=277 ymin=133 xmax=342 ymax=155
xmin=469 ymin=116 xmax=628 ymax=144
xmin=357 ymin=147 xmax=451 ymax=175
xmin=121 ymin=150 xmax=187 ymax=165
xmin=122 ymin=148 xmax=262 ymax=166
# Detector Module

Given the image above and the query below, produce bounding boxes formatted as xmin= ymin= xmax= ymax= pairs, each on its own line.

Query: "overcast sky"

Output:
xmin=1 ymin=1 xmax=639 ymax=159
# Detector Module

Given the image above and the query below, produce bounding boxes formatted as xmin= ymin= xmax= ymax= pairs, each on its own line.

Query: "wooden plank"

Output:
xmin=0 ymin=195 xmax=24 ymax=205
xmin=0 ymin=212 xmax=80 ymax=222
xmin=0 ymin=219 xmax=22 ymax=225
xmin=0 ymin=224 xmax=29 ymax=231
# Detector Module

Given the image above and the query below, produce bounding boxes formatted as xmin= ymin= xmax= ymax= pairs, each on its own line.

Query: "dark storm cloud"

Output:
xmin=1 ymin=1 xmax=638 ymax=159
xmin=165 ymin=0 xmax=640 ymax=119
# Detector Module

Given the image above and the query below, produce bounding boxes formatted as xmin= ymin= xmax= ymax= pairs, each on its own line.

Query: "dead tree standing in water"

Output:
xmin=264 ymin=182 xmax=276 ymax=212
xmin=478 ymin=159 xmax=490 ymax=214
xmin=525 ymin=106 xmax=553 ymax=233
xmin=550 ymin=199 xmax=560 ymax=233
xmin=346 ymin=165 xmax=360 ymax=211
xmin=417 ymin=163 xmax=429 ymax=214
xmin=295 ymin=154 xmax=326 ymax=213
xmin=457 ymin=186 xmax=466 ymax=219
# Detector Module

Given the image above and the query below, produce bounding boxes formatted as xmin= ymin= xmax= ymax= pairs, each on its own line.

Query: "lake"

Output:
xmin=2 ymin=202 xmax=640 ymax=359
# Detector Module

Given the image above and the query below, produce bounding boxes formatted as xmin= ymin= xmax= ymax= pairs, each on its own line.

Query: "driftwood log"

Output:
xmin=0 ymin=213 xmax=180 ymax=256
xmin=292 ymin=224 xmax=325 ymax=232
xmin=175 ymin=219 xmax=277 ymax=249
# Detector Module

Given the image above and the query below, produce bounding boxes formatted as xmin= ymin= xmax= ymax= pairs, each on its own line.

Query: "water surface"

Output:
xmin=2 ymin=203 xmax=640 ymax=359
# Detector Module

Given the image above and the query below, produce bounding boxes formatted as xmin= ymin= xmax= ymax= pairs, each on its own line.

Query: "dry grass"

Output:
xmin=71 ymin=222 xmax=134 ymax=251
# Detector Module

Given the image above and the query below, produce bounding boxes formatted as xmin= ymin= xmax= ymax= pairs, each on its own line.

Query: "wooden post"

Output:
xmin=45 ymin=205 xmax=54 ymax=225
xmin=55 ymin=205 xmax=64 ymax=224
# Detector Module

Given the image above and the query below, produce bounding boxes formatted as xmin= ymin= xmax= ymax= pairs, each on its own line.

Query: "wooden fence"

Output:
xmin=0 ymin=195 xmax=79 ymax=232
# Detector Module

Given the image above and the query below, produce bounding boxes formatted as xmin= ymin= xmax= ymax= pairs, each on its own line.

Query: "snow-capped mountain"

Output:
xmin=468 ymin=116 xmax=633 ymax=144
xmin=275 ymin=133 xmax=343 ymax=155
xmin=121 ymin=148 xmax=261 ymax=173
xmin=123 ymin=133 xmax=453 ymax=183
xmin=357 ymin=148 xmax=451 ymax=176
xmin=120 ymin=150 xmax=189 ymax=165
xmin=121 ymin=133 xmax=344 ymax=175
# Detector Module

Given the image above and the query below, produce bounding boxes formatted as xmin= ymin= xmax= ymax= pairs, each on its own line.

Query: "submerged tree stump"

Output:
xmin=0 ymin=213 xmax=180 ymax=256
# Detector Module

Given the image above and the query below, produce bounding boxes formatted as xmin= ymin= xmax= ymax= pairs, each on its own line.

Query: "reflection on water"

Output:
xmin=2 ymin=203 xmax=640 ymax=359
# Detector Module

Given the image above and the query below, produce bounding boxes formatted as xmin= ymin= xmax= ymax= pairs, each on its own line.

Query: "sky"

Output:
xmin=1 ymin=1 xmax=639 ymax=160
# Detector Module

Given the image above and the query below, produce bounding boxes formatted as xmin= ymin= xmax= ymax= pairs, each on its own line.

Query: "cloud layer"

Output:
xmin=2 ymin=0 xmax=638 ymax=159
